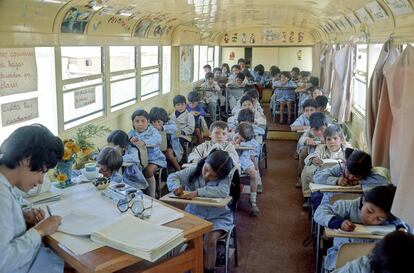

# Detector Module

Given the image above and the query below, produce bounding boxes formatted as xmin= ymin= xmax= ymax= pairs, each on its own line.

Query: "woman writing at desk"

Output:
xmin=0 ymin=124 xmax=64 ymax=273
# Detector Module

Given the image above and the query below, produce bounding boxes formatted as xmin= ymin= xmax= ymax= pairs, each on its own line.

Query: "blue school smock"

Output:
xmin=290 ymin=113 xmax=310 ymax=128
xmin=0 ymin=173 xmax=64 ymax=273
xmin=186 ymin=104 xmax=206 ymax=126
xmin=332 ymin=256 xmax=371 ymax=273
xmin=273 ymin=80 xmax=297 ymax=102
xmin=163 ymin=120 xmax=184 ymax=162
xmin=238 ymin=140 xmax=259 ymax=171
xmin=167 ymin=167 xmax=233 ymax=233
xmin=128 ymin=125 xmax=167 ymax=168
xmin=122 ymin=145 xmax=148 ymax=190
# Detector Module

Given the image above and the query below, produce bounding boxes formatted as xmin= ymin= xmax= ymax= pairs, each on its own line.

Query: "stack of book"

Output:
xmin=91 ymin=215 xmax=184 ymax=262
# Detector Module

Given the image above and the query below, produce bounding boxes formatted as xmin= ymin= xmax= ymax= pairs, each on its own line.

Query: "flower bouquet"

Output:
xmin=55 ymin=139 xmax=80 ymax=188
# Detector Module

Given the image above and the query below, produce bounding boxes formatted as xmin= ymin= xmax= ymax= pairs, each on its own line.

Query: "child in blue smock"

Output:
xmin=107 ymin=130 xmax=147 ymax=190
xmin=149 ymin=107 xmax=183 ymax=171
xmin=234 ymin=122 xmax=260 ymax=216
xmin=169 ymin=95 xmax=195 ymax=143
xmin=186 ymin=91 xmax=207 ymax=144
xmin=272 ymin=71 xmax=297 ymax=124
xmin=333 ymin=230 xmax=414 ymax=273
xmin=314 ymin=185 xmax=411 ymax=272
xmin=294 ymin=71 xmax=312 ymax=113
xmin=128 ymin=109 xmax=167 ymax=198
xmin=167 ymin=150 xmax=234 ymax=273
xmin=97 ymin=146 xmax=124 ymax=183
xmin=290 ymin=99 xmax=317 ymax=131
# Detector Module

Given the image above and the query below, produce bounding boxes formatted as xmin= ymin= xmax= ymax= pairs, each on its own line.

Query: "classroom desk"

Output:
xmin=309 ymin=183 xmax=363 ymax=193
xmin=161 ymin=193 xmax=232 ymax=208
xmin=44 ymin=192 xmax=212 ymax=273
xmin=324 ymin=227 xmax=384 ymax=240
xmin=235 ymin=146 xmax=255 ymax=151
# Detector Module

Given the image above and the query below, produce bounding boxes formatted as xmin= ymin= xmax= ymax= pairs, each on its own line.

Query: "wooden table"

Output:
xmin=324 ymin=227 xmax=384 ymax=240
xmin=161 ymin=193 xmax=232 ymax=208
xmin=309 ymin=183 xmax=363 ymax=193
xmin=45 ymin=201 xmax=212 ymax=273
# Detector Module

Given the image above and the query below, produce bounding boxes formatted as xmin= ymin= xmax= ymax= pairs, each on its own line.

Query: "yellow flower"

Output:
xmin=72 ymin=144 xmax=80 ymax=153
xmin=62 ymin=148 xmax=72 ymax=161
xmin=65 ymin=141 xmax=75 ymax=149
xmin=81 ymin=147 xmax=92 ymax=156
xmin=56 ymin=173 xmax=68 ymax=183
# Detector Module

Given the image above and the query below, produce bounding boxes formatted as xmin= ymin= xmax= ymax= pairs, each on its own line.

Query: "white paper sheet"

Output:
xmin=58 ymin=211 xmax=116 ymax=236
xmin=51 ymin=232 xmax=102 ymax=256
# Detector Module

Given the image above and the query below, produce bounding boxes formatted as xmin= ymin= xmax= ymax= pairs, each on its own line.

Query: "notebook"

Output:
xmin=335 ymin=224 xmax=395 ymax=236
xmin=91 ymin=215 xmax=184 ymax=262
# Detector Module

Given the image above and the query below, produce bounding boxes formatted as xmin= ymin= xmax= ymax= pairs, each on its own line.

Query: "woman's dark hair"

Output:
xmin=345 ymin=148 xmax=372 ymax=178
xmin=370 ymin=230 xmax=414 ymax=273
xmin=237 ymin=108 xmax=255 ymax=123
xmin=173 ymin=95 xmax=186 ymax=106
xmin=97 ymin=146 xmax=123 ymax=172
xmin=189 ymin=149 xmax=234 ymax=184
xmin=131 ymin=109 xmax=149 ymax=122
xmin=309 ymin=112 xmax=328 ymax=129
xmin=187 ymin=91 xmax=200 ymax=102
xmin=149 ymin=107 xmax=169 ymax=123
xmin=0 ymin=124 xmax=63 ymax=172
xmin=107 ymin=130 xmax=130 ymax=149
xmin=205 ymin=72 xmax=214 ymax=80
xmin=281 ymin=71 xmax=292 ymax=80
xmin=240 ymin=95 xmax=253 ymax=106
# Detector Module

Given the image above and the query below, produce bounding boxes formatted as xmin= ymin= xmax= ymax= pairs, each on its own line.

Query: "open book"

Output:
xmin=336 ymin=224 xmax=395 ymax=236
xmin=91 ymin=215 xmax=184 ymax=262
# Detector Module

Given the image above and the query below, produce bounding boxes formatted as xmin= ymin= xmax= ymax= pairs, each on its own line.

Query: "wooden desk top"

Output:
xmin=161 ymin=193 xmax=232 ymax=208
xmin=45 ymin=197 xmax=212 ymax=273
xmin=324 ymin=227 xmax=384 ymax=240
xmin=309 ymin=183 xmax=363 ymax=193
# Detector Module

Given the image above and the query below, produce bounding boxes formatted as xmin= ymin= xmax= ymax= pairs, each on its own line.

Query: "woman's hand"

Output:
xmin=341 ymin=220 xmax=356 ymax=232
xmin=34 ymin=216 xmax=62 ymax=237
xmin=24 ymin=208 xmax=45 ymax=226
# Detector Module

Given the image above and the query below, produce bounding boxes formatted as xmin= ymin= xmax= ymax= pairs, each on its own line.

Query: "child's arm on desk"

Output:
xmin=313 ymin=199 xmax=353 ymax=229
xmin=314 ymin=165 xmax=342 ymax=185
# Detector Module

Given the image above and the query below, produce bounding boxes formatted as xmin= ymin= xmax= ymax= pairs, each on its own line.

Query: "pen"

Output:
xmin=46 ymin=205 xmax=52 ymax=216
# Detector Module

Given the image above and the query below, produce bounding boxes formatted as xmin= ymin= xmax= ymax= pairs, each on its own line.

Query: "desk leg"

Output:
xmin=193 ymin=236 xmax=204 ymax=273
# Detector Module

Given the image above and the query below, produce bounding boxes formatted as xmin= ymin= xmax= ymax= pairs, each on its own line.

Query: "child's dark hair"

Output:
xmin=245 ymin=89 xmax=259 ymax=99
xmin=302 ymin=99 xmax=318 ymax=110
xmin=299 ymin=71 xmax=311 ymax=78
xmin=370 ymin=230 xmax=414 ymax=273
xmin=253 ymin=64 xmax=265 ymax=74
xmin=240 ymin=95 xmax=253 ymax=106
xmin=187 ymin=91 xmax=200 ymax=102
xmin=345 ymin=148 xmax=372 ymax=178
xmin=315 ymin=95 xmax=328 ymax=109
xmin=364 ymin=185 xmax=396 ymax=216
xmin=235 ymin=72 xmax=245 ymax=81
xmin=189 ymin=149 xmax=234 ymax=184
xmin=242 ymin=68 xmax=253 ymax=79
xmin=309 ymin=76 xmax=319 ymax=87
xmin=323 ymin=124 xmax=345 ymax=139
xmin=270 ymin=65 xmax=281 ymax=77
xmin=149 ymin=107 xmax=169 ymax=123
xmin=237 ymin=58 xmax=246 ymax=65
xmin=209 ymin=121 xmax=228 ymax=132
xmin=107 ymin=130 xmax=130 ymax=149
xmin=281 ymin=71 xmax=292 ymax=80
xmin=237 ymin=108 xmax=255 ymax=124
xmin=205 ymin=72 xmax=214 ymax=80
xmin=97 ymin=146 xmax=123 ymax=172
xmin=221 ymin=63 xmax=230 ymax=71
xmin=0 ymin=124 xmax=63 ymax=172
xmin=131 ymin=109 xmax=149 ymax=122
xmin=231 ymin=64 xmax=241 ymax=71
xmin=236 ymin=123 xmax=254 ymax=141
xmin=173 ymin=95 xmax=186 ymax=106
xmin=213 ymin=67 xmax=222 ymax=73
xmin=291 ymin=67 xmax=300 ymax=74
xmin=203 ymin=64 xmax=211 ymax=70
xmin=309 ymin=112 xmax=327 ymax=129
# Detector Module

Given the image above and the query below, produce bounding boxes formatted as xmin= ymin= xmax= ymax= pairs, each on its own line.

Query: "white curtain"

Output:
xmin=321 ymin=44 xmax=336 ymax=96
xmin=383 ymin=45 xmax=414 ymax=227
xmin=330 ymin=44 xmax=353 ymax=123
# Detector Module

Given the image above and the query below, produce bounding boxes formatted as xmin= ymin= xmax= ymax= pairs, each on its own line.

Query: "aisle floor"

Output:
xmin=226 ymin=140 xmax=314 ymax=273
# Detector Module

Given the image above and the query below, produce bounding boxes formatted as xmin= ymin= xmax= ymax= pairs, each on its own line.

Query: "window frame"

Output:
xmin=140 ymin=46 xmax=161 ymax=100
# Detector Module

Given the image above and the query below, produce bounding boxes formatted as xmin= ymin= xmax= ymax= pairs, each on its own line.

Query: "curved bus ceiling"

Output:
xmin=0 ymin=0 xmax=413 ymax=45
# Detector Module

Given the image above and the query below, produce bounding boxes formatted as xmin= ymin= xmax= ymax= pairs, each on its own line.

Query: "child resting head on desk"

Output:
xmin=314 ymin=185 xmax=411 ymax=272
xmin=97 ymin=146 xmax=123 ymax=183
xmin=167 ymin=149 xmax=234 ymax=273
xmin=333 ymin=230 xmax=414 ymax=273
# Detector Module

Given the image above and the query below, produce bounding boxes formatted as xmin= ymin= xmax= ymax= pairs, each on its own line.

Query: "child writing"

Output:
xmin=234 ymin=122 xmax=261 ymax=216
xmin=272 ymin=71 xmax=297 ymax=124
xmin=167 ymin=150 xmax=234 ymax=273
xmin=169 ymin=95 xmax=196 ymax=143
xmin=128 ymin=109 xmax=167 ymax=198
xmin=333 ymin=230 xmax=414 ymax=273
xmin=186 ymin=91 xmax=207 ymax=144
xmin=301 ymin=124 xmax=349 ymax=208
xmin=97 ymin=146 xmax=124 ymax=183
xmin=315 ymin=95 xmax=333 ymax=123
xmin=107 ymin=130 xmax=147 ymax=190
xmin=149 ymin=107 xmax=183 ymax=171
xmin=200 ymin=72 xmax=222 ymax=121
xmin=188 ymin=121 xmax=240 ymax=171
xmin=314 ymin=185 xmax=410 ymax=272
xmin=290 ymin=99 xmax=318 ymax=131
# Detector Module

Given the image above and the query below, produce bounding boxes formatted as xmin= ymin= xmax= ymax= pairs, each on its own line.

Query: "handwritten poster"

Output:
xmin=74 ymin=87 xmax=96 ymax=109
xmin=0 ymin=48 xmax=38 ymax=96
xmin=1 ymin=98 xmax=39 ymax=127
xmin=179 ymin=46 xmax=193 ymax=82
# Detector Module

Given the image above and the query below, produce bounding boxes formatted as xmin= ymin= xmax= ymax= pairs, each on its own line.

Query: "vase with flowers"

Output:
xmin=55 ymin=139 xmax=80 ymax=188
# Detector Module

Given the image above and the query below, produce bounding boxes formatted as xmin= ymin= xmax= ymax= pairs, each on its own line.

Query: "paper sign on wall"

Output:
xmin=0 ymin=48 xmax=38 ymax=96
xmin=356 ymin=8 xmax=374 ymax=24
xmin=366 ymin=1 xmax=389 ymax=21
xmin=74 ymin=87 xmax=96 ymax=109
xmin=1 ymin=97 xmax=39 ymax=127
xmin=384 ymin=0 xmax=413 ymax=15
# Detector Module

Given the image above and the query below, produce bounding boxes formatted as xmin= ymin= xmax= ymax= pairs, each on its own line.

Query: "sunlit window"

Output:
xmin=368 ymin=44 xmax=383 ymax=83
xmin=193 ymin=45 xmax=200 ymax=81
xmin=214 ymin=46 xmax=220 ymax=68
xmin=141 ymin=46 xmax=159 ymax=99
xmin=162 ymin=46 xmax=171 ymax=94
xmin=61 ymin=46 xmax=101 ymax=80
xmin=199 ymin=46 xmax=208 ymax=80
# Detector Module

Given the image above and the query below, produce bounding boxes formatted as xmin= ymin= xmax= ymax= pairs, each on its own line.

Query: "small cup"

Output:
xmin=85 ymin=163 xmax=97 ymax=172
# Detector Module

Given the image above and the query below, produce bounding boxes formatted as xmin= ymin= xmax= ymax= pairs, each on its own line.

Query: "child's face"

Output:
xmin=317 ymin=106 xmax=326 ymax=112
xmin=133 ymin=115 xmax=149 ymax=133
xmin=202 ymin=163 xmax=218 ymax=182
xmin=98 ymin=164 xmax=112 ymax=178
xmin=210 ymin=127 xmax=228 ymax=144
xmin=291 ymin=70 xmax=298 ymax=78
xmin=325 ymin=133 xmax=342 ymax=152
xmin=174 ymin=102 xmax=186 ymax=113
xmin=151 ymin=120 xmax=164 ymax=130
xmin=204 ymin=67 xmax=211 ymax=73
xmin=207 ymin=77 xmax=214 ymax=85
xmin=304 ymin=106 xmax=316 ymax=118
xmin=222 ymin=67 xmax=228 ymax=73
xmin=232 ymin=68 xmax=240 ymax=75
xmin=239 ymin=62 xmax=246 ymax=70
xmin=241 ymin=100 xmax=253 ymax=109
xmin=273 ymin=73 xmax=280 ymax=80
xmin=189 ymin=101 xmax=199 ymax=108
xmin=214 ymin=71 xmax=221 ymax=78
xmin=235 ymin=77 xmax=243 ymax=85
xmin=311 ymin=126 xmax=326 ymax=138
xmin=360 ymin=201 xmax=388 ymax=226
xmin=343 ymin=166 xmax=361 ymax=182
xmin=234 ymin=133 xmax=245 ymax=144
xmin=280 ymin=74 xmax=289 ymax=84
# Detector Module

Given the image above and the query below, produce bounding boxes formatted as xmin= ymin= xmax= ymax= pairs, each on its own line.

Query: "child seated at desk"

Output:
xmin=271 ymin=71 xmax=297 ymax=124
xmin=186 ymin=91 xmax=207 ymax=144
xmin=290 ymin=98 xmax=318 ymax=131
xmin=107 ymin=130 xmax=147 ymax=190
xmin=301 ymin=124 xmax=349 ymax=208
xmin=226 ymin=72 xmax=246 ymax=110
xmin=228 ymin=64 xmax=241 ymax=82
xmin=169 ymin=95 xmax=196 ymax=143
xmin=149 ymin=107 xmax=183 ymax=171
xmin=188 ymin=121 xmax=239 ymax=171
xmin=316 ymin=95 xmax=333 ymax=123
xmin=97 ymin=146 xmax=123 ymax=183
xmin=228 ymin=95 xmax=266 ymax=128
xmin=234 ymin=123 xmax=261 ymax=216
xmin=231 ymin=89 xmax=264 ymax=117
xmin=167 ymin=150 xmax=234 ymax=273
xmin=314 ymin=185 xmax=410 ymax=272
xmin=200 ymin=72 xmax=222 ymax=121
xmin=128 ymin=109 xmax=167 ymax=198
xmin=294 ymin=71 xmax=311 ymax=113
xmin=333 ymin=230 xmax=414 ymax=273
